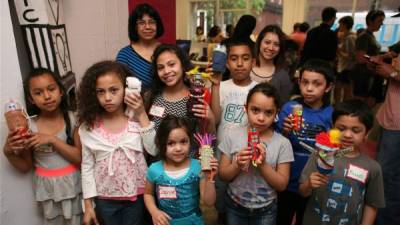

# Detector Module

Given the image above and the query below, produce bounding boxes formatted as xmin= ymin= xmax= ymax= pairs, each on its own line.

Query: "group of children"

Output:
xmin=3 ymin=38 xmax=384 ymax=225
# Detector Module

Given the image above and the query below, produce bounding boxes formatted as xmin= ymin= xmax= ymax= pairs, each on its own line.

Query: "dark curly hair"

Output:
xmin=255 ymin=25 xmax=287 ymax=68
xmin=155 ymin=115 xmax=192 ymax=160
xmin=77 ymin=61 xmax=133 ymax=129
xmin=23 ymin=68 xmax=73 ymax=144
xmin=144 ymin=44 xmax=193 ymax=114
xmin=128 ymin=3 xmax=164 ymax=42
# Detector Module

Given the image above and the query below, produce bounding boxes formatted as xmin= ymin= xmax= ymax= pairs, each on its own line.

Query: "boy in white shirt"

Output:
xmin=211 ymin=38 xmax=258 ymax=224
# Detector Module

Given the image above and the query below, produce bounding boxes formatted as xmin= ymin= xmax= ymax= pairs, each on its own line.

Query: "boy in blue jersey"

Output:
xmin=276 ymin=59 xmax=334 ymax=225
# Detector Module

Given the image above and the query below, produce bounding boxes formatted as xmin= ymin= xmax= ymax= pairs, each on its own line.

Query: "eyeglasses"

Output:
xmin=136 ymin=19 xmax=157 ymax=27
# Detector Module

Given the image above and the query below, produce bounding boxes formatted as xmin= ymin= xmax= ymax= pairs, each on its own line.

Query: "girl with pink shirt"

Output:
xmin=77 ymin=61 xmax=157 ymax=225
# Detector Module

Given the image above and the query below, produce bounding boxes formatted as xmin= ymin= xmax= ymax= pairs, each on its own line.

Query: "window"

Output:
xmin=306 ymin=0 xmax=399 ymax=50
xmin=190 ymin=0 xmax=282 ymax=41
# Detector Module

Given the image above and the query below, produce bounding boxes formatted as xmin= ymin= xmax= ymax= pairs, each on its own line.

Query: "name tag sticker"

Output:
xmin=149 ymin=105 xmax=165 ymax=118
xmin=127 ymin=122 xmax=139 ymax=133
xmin=346 ymin=164 xmax=368 ymax=184
xmin=158 ymin=186 xmax=177 ymax=199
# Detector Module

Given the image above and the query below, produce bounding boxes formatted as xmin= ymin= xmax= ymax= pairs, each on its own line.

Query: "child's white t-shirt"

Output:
xmin=217 ymin=79 xmax=258 ymax=144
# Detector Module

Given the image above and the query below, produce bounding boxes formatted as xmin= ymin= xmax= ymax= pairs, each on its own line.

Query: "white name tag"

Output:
xmin=149 ymin=105 xmax=165 ymax=118
xmin=346 ymin=164 xmax=368 ymax=184
xmin=158 ymin=186 xmax=177 ymax=199
xmin=127 ymin=122 xmax=139 ymax=133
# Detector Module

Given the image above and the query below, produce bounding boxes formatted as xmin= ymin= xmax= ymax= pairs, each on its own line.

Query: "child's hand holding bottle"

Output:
xmin=253 ymin=143 xmax=267 ymax=166
xmin=307 ymin=172 xmax=329 ymax=189
xmin=25 ymin=132 xmax=56 ymax=152
xmin=235 ymin=147 xmax=252 ymax=170
xmin=282 ymin=115 xmax=293 ymax=136
xmin=205 ymin=157 xmax=219 ymax=181
xmin=4 ymin=130 xmax=27 ymax=156
xmin=124 ymin=92 xmax=147 ymax=122
xmin=192 ymin=98 xmax=214 ymax=121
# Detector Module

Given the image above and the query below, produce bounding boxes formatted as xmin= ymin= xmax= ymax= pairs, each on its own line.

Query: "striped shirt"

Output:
xmin=116 ymin=45 xmax=153 ymax=89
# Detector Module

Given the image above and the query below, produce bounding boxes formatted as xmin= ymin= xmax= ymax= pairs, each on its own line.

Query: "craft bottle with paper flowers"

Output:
xmin=315 ymin=129 xmax=341 ymax=174
xmin=3 ymin=68 xmax=83 ymax=224
xmin=144 ymin=115 xmax=217 ymax=225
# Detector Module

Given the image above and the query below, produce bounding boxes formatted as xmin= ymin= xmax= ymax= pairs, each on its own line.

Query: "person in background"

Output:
xmin=300 ymin=7 xmax=338 ymax=66
xmin=231 ymin=15 xmax=257 ymax=46
xmin=289 ymin=22 xmax=309 ymax=52
xmin=225 ymin=24 xmax=234 ymax=39
xmin=352 ymin=10 xmax=385 ymax=107
xmin=291 ymin=23 xmax=301 ymax=34
xmin=356 ymin=28 xmax=366 ymax=36
xmin=195 ymin=26 xmax=206 ymax=43
xmin=116 ymin=3 xmax=164 ymax=90
xmin=251 ymin=25 xmax=293 ymax=105
xmin=208 ymin=26 xmax=224 ymax=43
xmin=371 ymin=41 xmax=400 ymax=225
xmin=335 ymin=16 xmax=357 ymax=103
xmin=284 ymin=39 xmax=301 ymax=81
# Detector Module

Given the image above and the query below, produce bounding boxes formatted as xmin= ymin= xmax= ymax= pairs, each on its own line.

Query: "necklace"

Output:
xmin=251 ymin=68 xmax=274 ymax=79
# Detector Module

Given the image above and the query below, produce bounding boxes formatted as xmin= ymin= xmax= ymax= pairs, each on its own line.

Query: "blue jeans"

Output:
xmin=224 ymin=194 xmax=277 ymax=225
xmin=95 ymin=196 xmax=144 ymax=225
xmin=375 ymin=128 xmax=400 ymax=225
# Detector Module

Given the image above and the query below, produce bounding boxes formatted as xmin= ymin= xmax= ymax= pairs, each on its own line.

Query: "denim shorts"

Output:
xmin=224 ymin=193 xmax=277 ymax=225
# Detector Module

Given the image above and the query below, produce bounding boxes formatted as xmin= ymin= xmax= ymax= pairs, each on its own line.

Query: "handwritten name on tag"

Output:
xmin=346 ymin=164 xmax=368 ymax=184
xmin=149 ymin=105 xmax=165 ymax=118
xmin=158 ymin=186 xmax=177 ymax=199
xmin=128 ymin=122 xmax=139 ymax=133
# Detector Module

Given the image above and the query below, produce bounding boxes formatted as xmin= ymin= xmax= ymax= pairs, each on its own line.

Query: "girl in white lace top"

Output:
xmin=77 ymin=61 xmax=157 ymax=225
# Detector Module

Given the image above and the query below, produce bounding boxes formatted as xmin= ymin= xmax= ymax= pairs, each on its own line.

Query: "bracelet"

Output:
xmin=138 ymin=122 xmax=155 ymax=134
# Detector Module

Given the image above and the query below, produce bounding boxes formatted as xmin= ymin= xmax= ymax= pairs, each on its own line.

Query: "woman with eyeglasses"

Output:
xmin=117 ymin=3 xmax=164 ymax=90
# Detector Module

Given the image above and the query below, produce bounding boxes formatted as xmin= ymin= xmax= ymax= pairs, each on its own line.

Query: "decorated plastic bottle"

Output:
xmin=125 ymin=77 xmax=142 ymax=119
xmin=248 ymin=128 xmax=260 ymax=167
xmin=291 ymin=104 xmax=303 ymax=132
xmin=315 ymin=129 xmax=341 ymax=174
xmin=187 ymin=73 xmax=205 ymax=118
xmin=212 ymin=44 xmax=227 ymax=74
xmin=4 ymin=99 xmax=30 ymax=138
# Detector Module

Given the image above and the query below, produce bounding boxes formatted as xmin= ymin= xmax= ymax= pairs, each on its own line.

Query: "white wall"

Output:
xmin=176 ymin=0 xmax=191 ymax=40
xmin=1 ymin=1 xmax=42 ymax=225
xmin=1 ymin=1 xmax=129 ymax=224
xmin=282 ymin=0 xmax=307 ymax=34
xmin=63 ymin=0 xmax=129 ymax=82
